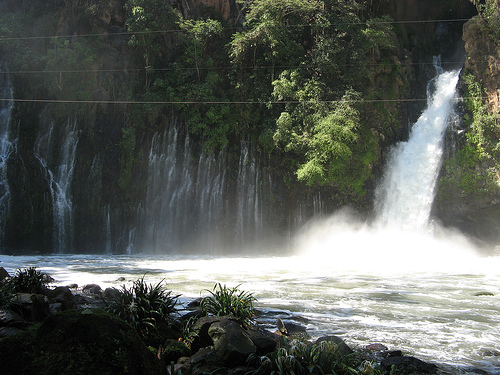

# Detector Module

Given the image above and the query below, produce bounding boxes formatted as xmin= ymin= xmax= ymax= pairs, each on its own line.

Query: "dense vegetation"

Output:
xmin=436 ymin=0 xmax=500 ymax=212
xmin=0 ymin=0 xmax=408 ymax=204
xmin=0 ymin=0 xmax=499 ymax=250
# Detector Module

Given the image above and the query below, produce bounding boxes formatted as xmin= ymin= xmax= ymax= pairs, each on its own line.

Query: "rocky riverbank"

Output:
xmin=0 ymin=267 xmax=493 ymax=375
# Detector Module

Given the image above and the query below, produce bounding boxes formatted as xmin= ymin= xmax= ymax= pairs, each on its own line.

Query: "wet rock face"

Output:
xmin=383 ymin=0 xmax=476 ymax=52
xmin=463 ymin=17 xmax=500 ymax=111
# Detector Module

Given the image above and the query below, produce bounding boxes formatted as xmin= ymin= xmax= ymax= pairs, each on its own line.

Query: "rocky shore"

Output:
xmin=0 ymin=267 xmax=492 ymax=375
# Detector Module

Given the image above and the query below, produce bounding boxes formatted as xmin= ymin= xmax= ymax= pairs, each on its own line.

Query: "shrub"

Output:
xmin=0 ymin=281 xmax=13 ymax=308
xmin=200 ymin=283 xmax=256 ymax=328
xmin=9 ymin=267 xmax=52 ymax=294
xmin=105 ymin=277 xmax=180 ymax=337
xmin=248 ymin=338 xmax=377 ymax=375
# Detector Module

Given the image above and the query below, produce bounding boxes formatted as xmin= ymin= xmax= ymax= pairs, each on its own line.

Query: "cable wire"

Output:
xmin=0 ymin=17 xmax=476 ymax=42
xmin=0 ymin=96 xmax=488 ymax=105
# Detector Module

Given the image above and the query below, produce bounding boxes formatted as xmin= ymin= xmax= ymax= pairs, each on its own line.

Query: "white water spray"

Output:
xmin=296 ymin=64 xmax=481 ymax=273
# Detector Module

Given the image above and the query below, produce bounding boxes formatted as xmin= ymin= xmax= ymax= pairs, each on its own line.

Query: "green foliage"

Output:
xmin=296 ymin=90 xmax=362 ymax=186
xmin=247 ymin=338 xmax=378 ymax=375
xmin=462 ymin=73 xmax=500 ymax=163
xmin=200 ymin=283 xmax=256 ymax=328
xmin=229 ymin=1 xmax=399 ymax=198
xmin=439 ymin=146 xmax=494 ymax=199
xmin=437 ymin=73 xmax=500 ymax=200
xmin=43 ymin=37 xmax=97 ymax=115
xmin=362 ymin=16 xmax=397 ymax=56
xmin=105 ymin=277 xmax=180 ymax=337
xmin=0 ymin=281 xmax=14 ymax=308
xmin=0 ymin=310 xmax=163 ymax=375
xmin=179 ymin=18 xmax=223 ymax=64
xmin=125 ymin=0 xmax=181 ymax=71
xmin=230 ymin=0 xmax=323 ymax=66
xmin=471 ymin=0 xmax=500 ymax=39
xmin=9 ymin=267 xmax=52 ymax=294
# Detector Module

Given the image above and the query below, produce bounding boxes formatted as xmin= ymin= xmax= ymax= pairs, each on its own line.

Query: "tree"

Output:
xmin=125 ymin=0 xmax=181 ymax=85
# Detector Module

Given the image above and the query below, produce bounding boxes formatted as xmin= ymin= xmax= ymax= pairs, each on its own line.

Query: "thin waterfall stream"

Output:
xmin=0 ymin=59 xmax=14 ymax=240
xmin=1 ymin=67 xmax=499 ymax=373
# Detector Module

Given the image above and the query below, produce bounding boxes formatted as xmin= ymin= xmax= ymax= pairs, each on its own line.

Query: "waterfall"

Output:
xmin=35 ymin=116 xmax=79 ymax=253
xmin=0 ymin=60 xmax=13 ymax=241
xmin=375 ymin=65 xmax=461 ymax=230
xmin=136 ymin=126 xmax=227 ymax=253
xmin=236 ymin=142 xmax=263 ymax=245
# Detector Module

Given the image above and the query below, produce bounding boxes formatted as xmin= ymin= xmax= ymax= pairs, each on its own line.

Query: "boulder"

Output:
xmin=0 ymin=308 xmax=25 ymax=327
xmin=208 ymin=318 xmax=257 ymax=366
xmin=82 ymin=283 xmax=102 ymax=295
xmin=48 ymin=286 xmax=76 ymax=310
xmin=366 ymin=343 xmax=389 ymax=351
xmin=0 ymin=308 xmax=26 ymax=337
xmin=102 ymin=287 xmax=121 ymax=300
xmin=246 ymin=327 xmax=281 ymax=354
xmin=178 ymin=347 xmax=219 ymax=374
xmin=190 ymin=315 xmax=224 ymax=351
xmin=10 ymin=293 xmax=50 ymax=322
xmin=278 ymin=319 xmax=308 ymax=338
xmin=187 ymin=316 xmax=259 ymax=367
xmin=315 ymin=335 xmax=353 ymax=357
xmin=0 ymin=267 xmax=10 ymax=280
xmin=50 ymin=302 xmax=63 ymax=314
xmin=381 ymin=355 xmax=438 ymax=374
xmin=0 ymin=326 xmax=25 ymax=338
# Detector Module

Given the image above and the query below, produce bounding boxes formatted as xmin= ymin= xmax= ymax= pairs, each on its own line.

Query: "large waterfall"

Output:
xmin=296 ymin=63 xmax=467 ymax=271
xmin=375 ymin=66 xmax=461 ymax=229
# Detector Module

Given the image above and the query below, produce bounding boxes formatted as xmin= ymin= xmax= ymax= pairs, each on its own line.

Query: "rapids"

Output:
xmin=1 ymin=246 xmax=499 ymax=373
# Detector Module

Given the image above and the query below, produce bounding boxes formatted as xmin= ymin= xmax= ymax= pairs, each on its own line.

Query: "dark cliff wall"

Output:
xmin=433 ymin=8 xmax=500 ymax=248
xmin=0 ymin=0 xmax=492 ymax=254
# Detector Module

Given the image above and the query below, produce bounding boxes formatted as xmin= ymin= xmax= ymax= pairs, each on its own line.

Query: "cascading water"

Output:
xmin=35 ymin=116 xmax=79 ymax=253
xmin=135 ymin=126 xmax=227 ymax=253
xmin=236 ymin=142 xmax=263 ymax=245
xmin=374 ymin=64 xmax=461 ymax=230
xmin=0 ymin=60 xmax=13 ymax=241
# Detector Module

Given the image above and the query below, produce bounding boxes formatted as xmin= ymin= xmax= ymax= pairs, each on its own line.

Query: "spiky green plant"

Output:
xmin=105 ymin=277 xmax=179 ymax=336
xmin=200 ymin=283 xmax=256 ymax=328
xmin=248 ymin=338 xmax=379 ymax=375
xmin=9 ymin=267 xmax=52 ymax=294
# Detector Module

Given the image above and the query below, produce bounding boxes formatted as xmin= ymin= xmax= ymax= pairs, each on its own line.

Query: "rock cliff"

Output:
xmin=463 ymin=17 xmax=500 ymax=111
xmin=2 ymin=0 xmax=500 ymax=253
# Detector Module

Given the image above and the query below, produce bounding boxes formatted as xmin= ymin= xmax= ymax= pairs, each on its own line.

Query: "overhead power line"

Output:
xmin=0 ymin=96 xmax=488 ymax=105
xmin=0 ymin=60 xmax=475 ymax=75
xmin=0 ymin=18 xmax=474 ymax=42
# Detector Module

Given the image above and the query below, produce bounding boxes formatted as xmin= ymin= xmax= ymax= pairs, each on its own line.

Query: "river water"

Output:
xmin=1 ymin=234 xmax=499 ymax=373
